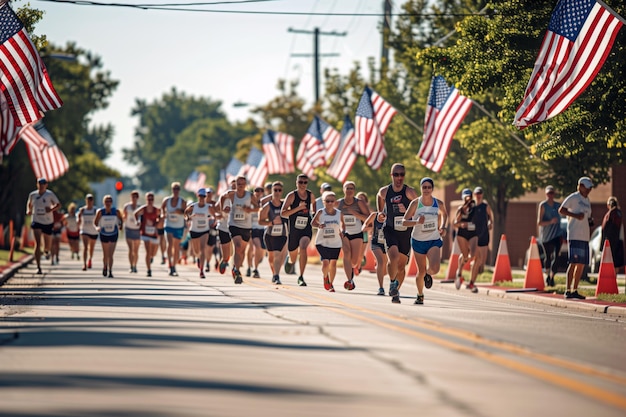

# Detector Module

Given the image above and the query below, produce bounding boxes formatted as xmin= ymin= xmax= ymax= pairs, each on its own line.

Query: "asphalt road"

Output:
xmin=1 ymin=241 xmax=625 ymax=417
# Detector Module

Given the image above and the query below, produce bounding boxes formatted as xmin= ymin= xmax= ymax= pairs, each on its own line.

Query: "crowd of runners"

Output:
xmin=25 ymin=162 xmax=497 ymax=305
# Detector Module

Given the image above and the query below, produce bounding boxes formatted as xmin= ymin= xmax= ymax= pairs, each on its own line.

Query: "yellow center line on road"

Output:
xmin=247 ymin=279 xmax=626 ymax=409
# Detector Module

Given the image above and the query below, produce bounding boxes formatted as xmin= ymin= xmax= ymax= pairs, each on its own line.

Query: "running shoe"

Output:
xmin=234 ymin=270 xmax=243 ymax=284
xmin=171 ymin=268 xmax=178 ymax=277
xmin=274 ymin=275 xmax=282 ymax=285
xmin=344 ymin=279 xmax=355 ymax=291
xmin=414 ymin=294 xmax=424 ymax=305
xmin=455 ymin=274 xmax=464 ymax=290
xmin=297 ymin=276 xmax=307 ymax=286
xmin=161 ymin=257 xmax=166 ymax=265
xmin=569 ymin=290 xmax=586 ymax=300
xmin=87 ymin=259 xmax=92 ymax=269
xmin=200 ymin=271 xmax=205 ymax=279
xmin=246 ymin=267 xmax=251 ymax=277
xmin=82 ymin=266 xmax=87 ymax=271
xmin=389 ymin=279 xmax=399 ymax=297
xmin=353 ymin=266 xmax=360 ymax=276
xmin=424 ymin=273 xmax=433 ymax=289
xmin=466 ymin=282 xmax=478 ymax=293
xmin=102 ymin=267 xmax=107 ymax=277
xmin=377 ymin=287 xmax=385 ymax=296
xmin=285 ymin=260 xmax=295 ymax=275
xmin=252 ymin=269 xmax=260 ymax=278
xmin=147 ymin=269 xmax=152 ymax=277
xmin=328 ymin=285 xmax=335 ymax=292
xmin=324 ymin=276 xmax=332 ymax=291
xmin=36 ymin=268 xmax=42 ymax=275
xmin=391 ymin=295 xmax=401 ymax=304
xmin=219 ymin=261 xmax=228 ymax=274
xmin=205 ymin=262 xmax=210 ymax=272
xmin=108 ymin=271 xmax=114 ymax=278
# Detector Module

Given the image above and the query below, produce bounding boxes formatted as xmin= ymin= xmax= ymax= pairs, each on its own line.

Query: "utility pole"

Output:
xmin=381 ymin=0 xmax=392 ymax=79
xmin=288 ymin=27 xmax=347 ymax=105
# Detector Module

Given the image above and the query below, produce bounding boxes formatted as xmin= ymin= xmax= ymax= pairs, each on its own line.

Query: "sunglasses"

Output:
xmin=324 ymin=199 xmax=335 ymax=203
xmin=298 ymin=181 xmax=308 ymax=184
xmin=392 ymin=172 xmax=405 ymax=177
xmin=273 ymin=188 xmax=283 ymax=192
xmin=147 ymin=197 xmax=154 ymax=201
xmin=172 ymin=187 xmax=180 ymax=190
xmin=421 ymin=185 xmax=433 ymax=190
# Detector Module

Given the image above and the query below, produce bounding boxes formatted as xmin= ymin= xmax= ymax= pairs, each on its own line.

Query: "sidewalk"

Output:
xmin=2 ymin=246 xmax=626 ymax=317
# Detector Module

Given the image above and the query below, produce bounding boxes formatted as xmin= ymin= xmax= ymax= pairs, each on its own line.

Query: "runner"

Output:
xmin=26 ymin=178 xmax=61 ymax=274
xmin=453 ymin=188 xmax=477 ymax=289
xmin=259 ymin=181 xmax=288 ymax=284
xmin=161 ymin=182 xmax=187 ymax=276
xmin=376 ymin=163 xmax=418 ymax=304
xmin=338 ymin=181 xmax=370 ymax=290
xmin=467 ymin=187 xmax=494 ymax=293
xmin=184 ymin=188 xmax=214 ymax=279
xmin=78 ymin=193 xmax=98 ymax=271
xmin=362 ymin=211 xmax=388 ymax=295
xmin=281 ymin=174 xmax=317 ymax=286
xmin=204 ymin=188 xmax=219 ymax=272
xmin=356 ymin=191 xmax=372 ymax=273
xmin=63 ymin=203 xmax=80 ymax=260
xmin=94 ymin=195 xmax=123 ymax=278
xmin=221 ymin=176 xmax=258 ymax=284
xmin=123 ymin=190 xmax=142 ymax=273
xmin=50 ymin=209 xmax=64 ymax=265
xmin=216 ymin=180 xmax=236 ymax=275
xmin=246 ymin=187 xmax=266 ymax=278
xmin=312 ymin=191 xmax=345 ymax=292
xmin=134 ymin=192 xmax=161 ymax=277
xmin=403 ymin=177 xmax=448 ymax=305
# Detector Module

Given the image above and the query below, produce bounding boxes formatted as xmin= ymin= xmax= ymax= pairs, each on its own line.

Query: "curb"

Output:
xmin=0 ymin=254 xmax=34 ymax=286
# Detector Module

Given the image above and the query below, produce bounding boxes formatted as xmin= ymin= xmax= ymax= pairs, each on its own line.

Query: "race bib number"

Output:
xmin=234 ymin=207 xmax=245 ymax=221
xmin=323 ymin=227 xmax=336 ymax=239
xmin=102 ymin=218 xmax=116 ymax=233
xmin=394 ymin=216 xmax=407 ymax=231
xmin=377 ymin=229 xmax=386 ymax=243
xmin=467 ymin=222 xmax=475 ymax=231
xmin=271 ymin=224 xmax=284 ymax=236
xmin=295 ymin=216 xmax=308 ymax=230
xmin=168 ymin=213 xmax=181 ymax=222
xmin=422 ymin=220 xmax=437 ymax=233
xmin=36 ymin=208 xmax=46 ymax=215
xmin=344 ymin=215 xmax=356 ymax=226
xmin=145 ymin=226 xmax=156 ymax=235
xmin=197 ymin=219 xmax=207 ymax=227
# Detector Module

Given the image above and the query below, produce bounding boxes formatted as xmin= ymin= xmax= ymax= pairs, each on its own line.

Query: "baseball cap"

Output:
xmin=321 ymin=182 xmax=332 ymax=191
xmin=545 ymin=185 xmax=555 ymax=194
xmin=205 ymin=187 xmax=214 ymax=193
xmin=578 ymin=176 xmax=593 ymax=189
xmin=37 ymin=178 xmax=47 ymax=184
xmin=197 ymin=188 xmax=207 ymax=197
xmin=461 ymin=188 xmax=472 ymax=197
xmin=474 ymin=186 xmax=484 ymax=194
xmin=86 ymin=193 xmax=94 ymax=199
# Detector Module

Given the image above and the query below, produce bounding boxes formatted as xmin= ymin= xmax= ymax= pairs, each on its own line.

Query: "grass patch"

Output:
xmin=596 ymin=293 xmax=626 ymax=303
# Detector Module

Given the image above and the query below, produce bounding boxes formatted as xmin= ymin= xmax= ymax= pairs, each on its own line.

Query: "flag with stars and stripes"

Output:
xmin=184 ymin=170 xmax=207 ymax=193
xmin=327 ymin=116 xmax=357 ymax=183
xmin=262 ymin=130 xmax=294 ymax=174
xmin=514 ymin=0 xmax=624 ymax=128
xmin=20 ymin=120 xmax=69 ymax=181
xmin=244 ymin=146 xmax=268 ymax=188
xmin=354 ymin=86 xmax=397 ymax=170
xmin=297 ymin=115 xmax=338 ymax=178
xmin=419 ymin=76 xmax=472 ymax=173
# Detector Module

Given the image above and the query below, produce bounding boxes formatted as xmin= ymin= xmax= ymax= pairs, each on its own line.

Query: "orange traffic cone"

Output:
xmin=492 ymin=234 xmax=513 ymax=284
xmin=523 ymin=236 xmax=545 ymax=291
xmin=406 ymin=250 xmax=417 ymax=277
xmin=444 ymin=238 xmax=461 ymax=283
xmin=363 ymin=247 xmax=377 ymax=272
xmin=596 ymin=240 xmax=618 ymax=296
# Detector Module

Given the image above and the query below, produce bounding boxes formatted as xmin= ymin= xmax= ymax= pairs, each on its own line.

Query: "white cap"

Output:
xmin=578 ymin=177 xmax=593 ymax=189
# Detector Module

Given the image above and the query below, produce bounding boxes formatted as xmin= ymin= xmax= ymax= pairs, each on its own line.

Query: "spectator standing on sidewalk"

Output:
xmin=26 ymin=178 xmax=61 ymax=274
xmin=601 ymin=196 xmax=624 ymax=274
xmin=537 ymin=185 xmax=563 ymax=287
xmin=559 ymin=177 xmax=594 ymax=300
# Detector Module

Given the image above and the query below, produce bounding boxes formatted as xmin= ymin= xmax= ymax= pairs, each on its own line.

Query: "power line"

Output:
xmin=36 ymin=0 xmax=497 ymax=16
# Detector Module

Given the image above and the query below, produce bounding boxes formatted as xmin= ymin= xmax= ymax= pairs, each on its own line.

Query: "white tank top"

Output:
xmin=65 ymin=214 xmax=79 ymax=233
xmin=315 ymin=209 xmax=343 ymax=248
xmin=410 ymin=197 xmax=442 ymax=242
xmin=189 ymin=203 xmax=210 ymax=233
xmin=80 ymin=207 xmax=98 ymax=235
xmin=229 ymin=191 xmax=252 ymax=229
xmin=164 ymin=197 xmax=185 ymax=228
xmin=124 ymin=203 xmax=140 ymax=230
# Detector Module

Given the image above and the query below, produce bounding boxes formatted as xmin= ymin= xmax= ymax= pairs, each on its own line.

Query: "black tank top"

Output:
xmin=288 ymin=190 xmax=312 ymax=230
xmin=384 ymin=184 xmax=412 ymax=229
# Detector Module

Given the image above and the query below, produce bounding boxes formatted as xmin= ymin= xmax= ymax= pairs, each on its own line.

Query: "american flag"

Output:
xmin=297 ymin=116 xmax=334 ymax=177
xmin=514 ymin=0 xmax=624 ymax=128
xmin=20 ymin=120 xmax=69 ymax=181
xmin=355 ymin=86 xmax=397 ymax=169
xmin=0 ymin=4 xmax=62 ymax=128
xmin=419 ymin=76 xmax=472 ymax=173
xmin=217 ymin=169 xmax=228 ymax=195
xmin=327 ymin=116 xmax=357 ymax=183
xmin=0 ymin=95 xmax=19 ymax=156
xmin=184 ymin=170 xmax=207 ymax=192
xmin=274 ymin=130 xmax=295 ymax=173
xmin=225 ymin=157 xmax=245 ymax=183
xmin=244 ymin=146 xmax=268 ymax=188
xmin=318 ymin=116 xmax=341 ymax=161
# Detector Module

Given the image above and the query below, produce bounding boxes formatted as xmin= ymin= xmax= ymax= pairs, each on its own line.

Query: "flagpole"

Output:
xmin=396 ymin=109 xmax=423 ymax=134
xmin=469 ymin=99 xmax=549 ymax=166
xmin=596 ymin=0 xmax=626 ymax=24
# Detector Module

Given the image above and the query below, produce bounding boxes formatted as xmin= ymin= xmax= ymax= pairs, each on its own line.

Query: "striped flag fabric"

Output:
xmin=20 ymin=120 xmax=69 ymax=181
xmin=274 ymin=130 xmax=295 ymax=173
xmin=184 ymin=170 xmax=207 ymax=192
xmin=318 ymin=116 xmax=341 ymax=161
xmin=327 ymin=116 xmax=357 ymax=183
xmin=224 ymin=157 xmax=245 ymax=183
xmin=262 ymin=130 xmax=294 ymax=174
xmin=355 ymin=86 xmax=397 ymax=169
xmin=244 ymin=146 xmax=268 ymax=188
xmin=0 ymin=4 xmax=63 ymax=128
xmin=217 ymin=169 xmax=228 ymax=195
xmin=514 ymin=0 xmax=624 ymax=129
xmin=419 ymin=76 xmax=472 ymax=173
xmin=0 ymin=95 xmax=19 ymax=156
xmin=297 ymin=116 xmax=335 ymax=177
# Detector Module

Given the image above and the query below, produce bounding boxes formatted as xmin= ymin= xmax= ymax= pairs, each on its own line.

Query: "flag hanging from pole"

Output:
xmin=244 ymin=146 xmax=268 ymax=188
xmin=297 ymin=115 xmax=336 ymax=178
xmin=327 ymin=116 xmax=357 ymax=183
xmin=217 ymin=169 xmax=228 ymax=195
xmin=514 ymin=0 xmax=624 ymax=129
xmin=354 ymin=86 xmax=397 ymax=170
xmin=20 ymin=120 xmax=69 ymax=181
xmin=419 ymin=76 xmax=472 ymax=173
xmin=0 ymin=4 xmax=63 ymax=127
xmin=184 ymin=170 xmax=207 ymax=192
xmin=0 ymin=95 xmax=19 ymax=156
xmin=262 ymin=130 xmax=294 ymax=174
xmin=224 ymin=157 xmax=245 ymax=184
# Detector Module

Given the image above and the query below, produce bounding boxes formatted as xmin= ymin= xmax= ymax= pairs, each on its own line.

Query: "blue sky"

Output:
xmin=29 ymin=0 xmax=396 ymax=175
